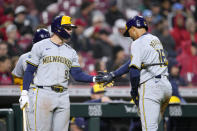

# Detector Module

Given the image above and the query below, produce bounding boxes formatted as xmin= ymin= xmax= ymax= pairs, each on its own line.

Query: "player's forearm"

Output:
xmin=23 ymin=64 xmax=37 ymax=90
xmin=70 ymin=67 xmax=93 ymax=82
xmin=129 ymin=67 xmax=140 ymax=89
xmin=113 ymin=60 xmax=130 ymax=77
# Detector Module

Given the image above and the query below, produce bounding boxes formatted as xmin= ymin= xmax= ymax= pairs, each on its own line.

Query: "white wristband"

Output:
xmin=93 ymin=76 xmax=96 ymax=82
xmin=21 ymin=90 xmax=28 ymax=95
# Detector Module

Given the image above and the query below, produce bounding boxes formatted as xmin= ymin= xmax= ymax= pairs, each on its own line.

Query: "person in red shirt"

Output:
xmin=0 ymin=55 xmax=13 ymax=85
xmin=177 ymin=42 xmax=197 ymax=85
xmin=170 ymin=14 xmax=188 ymax=52
xmin=184 ymin=18 xmax=197 ymax=44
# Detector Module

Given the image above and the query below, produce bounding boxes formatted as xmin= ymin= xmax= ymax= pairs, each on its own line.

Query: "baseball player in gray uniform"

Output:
xmin=99 ymin=16 xmax=172 ymax=131
xmin=12 ymin=28 xmax=50 ymax=90
xmin=19 ymin=15 xmax=105 ymax=131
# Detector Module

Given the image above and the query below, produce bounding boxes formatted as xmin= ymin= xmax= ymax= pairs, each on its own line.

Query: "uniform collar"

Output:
xmin=50 ymin=39 xmax=62 ymax=47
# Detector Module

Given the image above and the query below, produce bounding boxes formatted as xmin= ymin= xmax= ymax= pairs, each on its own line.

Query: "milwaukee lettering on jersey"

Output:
xmin=43 ymin=56 xmax=72 ymax=68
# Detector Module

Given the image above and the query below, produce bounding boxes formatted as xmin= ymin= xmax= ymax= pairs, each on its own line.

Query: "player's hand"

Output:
xmin=130 ymin=88 xmax=139 ymax=107
xmin=94 ymin=71 xmax=115 ymax=86
xmin=19 ymin=90 xmax=29 ymax=109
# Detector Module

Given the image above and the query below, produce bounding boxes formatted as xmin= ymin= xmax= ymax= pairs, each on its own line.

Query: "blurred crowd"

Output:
xmin=0 ymin=0 xmax=197 ymax=87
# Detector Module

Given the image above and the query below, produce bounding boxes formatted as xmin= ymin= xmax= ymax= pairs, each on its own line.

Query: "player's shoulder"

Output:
xmin=137 ymin=33 xmax=159 ymax=44
xmin=64 ymin=43 xmax=72 ymax=49
xmin=145 ymin=33 xmax=160 ymax=41
xmin=33 ymin=38 xmax=50 ymax=47
xmin=64 ymin=43 xmax=76 ymax=53
xmin=19 ymin=52 xmax=31 ymax=60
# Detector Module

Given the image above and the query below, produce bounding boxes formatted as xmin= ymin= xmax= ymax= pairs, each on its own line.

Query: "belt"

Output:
xmin=155 ymin=75 xmax=169 ymax=79
xmin=155 ymin=75 xmax=162 ymax=78
xmin=37 ymin=85 xmax=67 ymax=93
xmin=140 ymin=74 xmax=169 ymax=85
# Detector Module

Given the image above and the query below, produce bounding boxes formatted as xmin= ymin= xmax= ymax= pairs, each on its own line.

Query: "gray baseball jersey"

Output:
xmin=130 ymin=33 xmax=172 ymax=131
xmin=12 ymin=52 xmax=31 ymax=78
xmin=25 ymin=38 xmax=80 ymax=131
xmin=130 ymin=33 xmax=168 ymax=84
xmin=27 ymin=38 xmax=80 ymax=88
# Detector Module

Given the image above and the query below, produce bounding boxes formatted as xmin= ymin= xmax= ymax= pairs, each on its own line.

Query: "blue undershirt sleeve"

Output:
xmin=70 ymin=67 xmax=93 ymax=82
xmin=113 ymin=60 xmax=130 ymax=77
xmin=23 ymin=63 xmax=37 ymax=90
xmin=129 ymin=66 xmax=140 ymax=89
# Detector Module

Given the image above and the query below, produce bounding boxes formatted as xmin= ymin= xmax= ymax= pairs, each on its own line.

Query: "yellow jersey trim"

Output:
xmin=129 ymin=64 xmax=141 ymax=70
xmin=143 ymin=83 xmax=147 ymax=131
xmin=11 ymin=74 xmax=23 ymax=79
xmin=71 ymin=66 xmax=80 ymax=68
xmin=26 ymin=61 xmax=38 ymax=67
xmin=35 ymin=88 xmax=39 ymax=131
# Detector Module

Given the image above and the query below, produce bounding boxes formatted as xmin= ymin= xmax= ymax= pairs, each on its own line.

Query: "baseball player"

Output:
xmin=19 ymin=15 xmax=106 ymax=131
xmin=99 ymin=16 xmax=172 ymax=131
xmin=12 ymin=28 xmax=50 ymax=90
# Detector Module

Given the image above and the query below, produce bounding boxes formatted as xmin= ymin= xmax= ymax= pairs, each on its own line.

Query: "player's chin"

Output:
xmin=63 ymin=38 xmax=71 ymax=43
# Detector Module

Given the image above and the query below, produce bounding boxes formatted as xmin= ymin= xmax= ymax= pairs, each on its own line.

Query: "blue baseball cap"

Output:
xmin=71 ymin=117 xmax=86 ymax=129
xmin=123 ymin=16 xmax=148 ymax=37
xmin=172 ymin=3 xmax=184 ymax=11
xmin=142 ymin=9 xmax=152 ymax=18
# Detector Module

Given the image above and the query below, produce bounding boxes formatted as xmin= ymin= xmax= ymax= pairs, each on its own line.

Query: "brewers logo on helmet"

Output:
xmin=32 ymin=28 xmax=50 ymax=43
xmin=123 ymin=16 xmax=148 ymax=37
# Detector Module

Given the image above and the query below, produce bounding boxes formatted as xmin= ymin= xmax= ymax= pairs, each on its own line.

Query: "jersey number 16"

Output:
xmin=156 ymin=49 xmax=167 ymax=67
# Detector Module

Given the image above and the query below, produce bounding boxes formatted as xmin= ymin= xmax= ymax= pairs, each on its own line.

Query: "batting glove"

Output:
xmin=130 ymin=88 xmax=139 ymax=107
xmin=19 ymin=90 xmax=29 ymax=109
xmin=94 ymin=71 xmax=115 ymax=85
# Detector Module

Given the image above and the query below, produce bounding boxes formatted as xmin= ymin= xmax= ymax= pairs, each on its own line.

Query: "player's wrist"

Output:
xmin=110 ymin=72 xmax=116 ymax=78
xmin=93 ymin=76 xmax=96 ymax=82
xmin=21 ymin=90 xmax=28 ymax=95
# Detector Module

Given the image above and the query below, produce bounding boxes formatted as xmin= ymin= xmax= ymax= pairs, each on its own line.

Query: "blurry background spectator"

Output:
xmin=177 ymin=42 xmax=197 ymax=86
xmin=0 ymin=56 xmax=13 ymax=85
xmin=6 ymin=24 xmax=23 ymax=57
xmin=91 ymin=28 xmax=113 ymax=59
xmin=109 ymin=18 xmax=131 ymax=56
xmin=14 ymin=5 xmax=33 ymax=35
xmin=106 ymin=46 xmax=129 ymax=86
xmin=0 ymin=41 xmax=8 ymax=57
xmin=70 ymin=117 xmax=86 ymax=131
xmin=168 ymin=58 xmax=188 ymax=86
xmin=105 ymin=0 xmax=125 ymax=27
xmin=74 ymin=1 xmax=95 ymax=26
xmin=142 ymin=9 xmax=154 ymax=32
xmin=70 ymin=18 xmax=91 ymax=52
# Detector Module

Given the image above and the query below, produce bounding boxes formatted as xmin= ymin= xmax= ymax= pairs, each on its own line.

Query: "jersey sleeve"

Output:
xmin=71 ymin=50 xmax=80 ymax=67
xmin=129 ymin=42 xmax=142 ymax=69
xmin=26 ymin=44 xmax=42 ymax=67
xmin=12 ymin=55 xmax=25 ymax=78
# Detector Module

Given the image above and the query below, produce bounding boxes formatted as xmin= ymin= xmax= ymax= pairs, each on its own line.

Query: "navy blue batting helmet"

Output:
xmin=123 ymin=16 xmax=148 ymax=37
xmin=51 ymin=15 xmax=77 ymax=39
xmin=32 ymin=28 xmax=50 ymax=43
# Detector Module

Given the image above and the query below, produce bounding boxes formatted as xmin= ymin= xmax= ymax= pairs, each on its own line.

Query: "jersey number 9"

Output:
xmin=65 ymin=70 xmax=69 ymax=80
